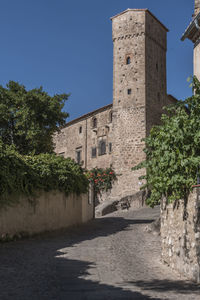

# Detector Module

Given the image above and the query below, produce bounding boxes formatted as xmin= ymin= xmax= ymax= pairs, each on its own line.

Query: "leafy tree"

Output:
xmin=0 ymin=81 xmax=69 ymax=154
xmin=133 ymin=76 xmax=200 ymax=207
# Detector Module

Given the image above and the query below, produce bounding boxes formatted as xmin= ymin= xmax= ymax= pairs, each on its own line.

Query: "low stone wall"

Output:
xmin=161 ymin=189 xmax=200 ymax=283
xmin=0 ymin=190 xmax=93 ymax=237
xmin=96 ymin=189 xmax=147 ymax=210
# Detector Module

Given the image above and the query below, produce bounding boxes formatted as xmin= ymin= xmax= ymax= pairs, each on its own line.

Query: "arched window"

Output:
xmin=98 ymin=140 xmax=106 ymax=156
xmin=92 ymin=117 xmax=97 ymax=128
xmin=126 ymin=56 xmax=131 ymax=65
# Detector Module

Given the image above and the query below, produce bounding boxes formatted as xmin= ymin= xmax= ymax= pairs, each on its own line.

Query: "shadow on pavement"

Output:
xmin=0 ymin=216 xmax=158 ymax=299
xmin=0 ymin=214 xmax=195 ymax=299
xmin=53 ymin=257 xmax=160 ymax=300
xmin=128 ymin=279 xmax=200 ymax=296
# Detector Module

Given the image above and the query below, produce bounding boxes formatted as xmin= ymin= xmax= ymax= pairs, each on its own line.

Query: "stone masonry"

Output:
xmin=54 ymin=9 xmax=176 ymax=203
xmin=161 ymin=189 xmax=200 ymax=283
xmin=54 ymin=104 xmax=113 ymax=170
xmin=110 ymin=9 xmax=176 ymax=201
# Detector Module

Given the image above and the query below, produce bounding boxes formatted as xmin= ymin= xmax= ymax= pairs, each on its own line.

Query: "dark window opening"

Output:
xmin=109 ymin=143 xmax=112 ymax=153
xmin=76 ymin=150 xmax=82 ymax=164
xmin=98 ymin=141 xmax=106 ymax=156
xmin=127 ymin=89 xmax=132 ymax=95
xmin=156 ymin=63 xmax=158 ymax=71
xmin=79 ymin=126 xmax=82 ymax=134
xmin=91 ymin=147 xmax=97 ymax=158
xmin=109 ymin=111 xmax=113 ymax=123
xmin=92 ymin=117 xmax=97 ymax=128
xmin=126 ymin=56 xmax=131 ymax=64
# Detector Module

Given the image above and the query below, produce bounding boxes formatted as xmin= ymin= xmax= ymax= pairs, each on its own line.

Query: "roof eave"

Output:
xmin=61 ymin=103 xmax=113 ymax=129
xmin=181 ymin=12 xmax=200 ymax=41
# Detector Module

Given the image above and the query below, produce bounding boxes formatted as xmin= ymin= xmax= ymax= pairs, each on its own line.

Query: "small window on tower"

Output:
xmin=127 ymin=89 xmax=132 ymax=95
xmin=79 ymin=126 xmax=82 ymax=134
xmin=126 ymin=56 xmax=131 ymax=65
xmin=156 ymin=63 xmax=158 ymax=71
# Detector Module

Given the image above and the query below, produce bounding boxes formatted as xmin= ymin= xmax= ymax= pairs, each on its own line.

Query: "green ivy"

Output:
xmin=133 ymin=76 xmax=200 ymax=207
xmin=0 ymin=140 xmax=88 ymax=208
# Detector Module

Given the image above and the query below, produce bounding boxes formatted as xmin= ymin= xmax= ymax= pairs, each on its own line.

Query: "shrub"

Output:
xmin=88 ymin=167 xmax=117 ymax=194
xmin=0 ymin=140 xmax=88 ymax=208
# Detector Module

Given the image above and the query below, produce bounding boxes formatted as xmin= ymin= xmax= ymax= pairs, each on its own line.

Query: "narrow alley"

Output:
xmin=0 ymin=207 xmax=199 ymax=299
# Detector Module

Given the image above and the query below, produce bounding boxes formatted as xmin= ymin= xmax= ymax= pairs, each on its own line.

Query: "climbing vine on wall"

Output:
xmin=133 ymin=76 xmax=200 ymax=207
xmin=88 ymin=167 xmax=117 ymax=194
xmin=0 ymin=140 xmax=89 ymax=208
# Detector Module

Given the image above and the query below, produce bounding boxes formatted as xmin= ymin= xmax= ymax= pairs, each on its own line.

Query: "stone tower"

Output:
xmin=110 ymin=9 xmax=169 ymax=200
xmin=182 ymin=0 xmax=200 ymax=81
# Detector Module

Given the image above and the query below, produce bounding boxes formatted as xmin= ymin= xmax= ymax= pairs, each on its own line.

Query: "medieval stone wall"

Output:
xmin=145 ymin=12 xmax=168 ymax=134
xmin=110 ymin=10 xmax=172 ymax=200
xmin=110 ymin=11 xmax=146 ymax=200
xmin=161 ymin=189 xmax=200 ymax=283
xmin=54 ymin=105 xmax=113 ymax=170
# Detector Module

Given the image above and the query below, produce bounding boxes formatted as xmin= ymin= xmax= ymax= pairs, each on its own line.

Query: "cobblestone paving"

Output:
xmin=0 ymin=206 xmax=199 ymax=299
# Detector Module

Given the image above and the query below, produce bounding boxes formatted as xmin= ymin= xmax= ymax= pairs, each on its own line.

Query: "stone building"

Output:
xmin=54 ymin=9 xmax=176 ymax=203
xmin=182 ymin=0 xmax=200 ymax=81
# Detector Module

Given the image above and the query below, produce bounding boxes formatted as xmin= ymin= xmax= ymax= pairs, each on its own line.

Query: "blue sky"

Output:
xmin=0 ymin=0 xmax=194 ymax=121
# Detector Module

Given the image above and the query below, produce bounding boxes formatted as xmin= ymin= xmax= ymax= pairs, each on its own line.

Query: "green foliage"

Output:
xmin=133 ymin=76 xmax=200 ymax=207
xmin=88 ymin=167 xmax=117 ymax=194
xmin=0 ymin=81 xmax=69 ymax=154
xmin=0 ymin=139 xmax=88 ymax=208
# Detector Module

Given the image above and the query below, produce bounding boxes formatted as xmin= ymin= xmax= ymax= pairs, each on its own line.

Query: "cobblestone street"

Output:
xmin=0 ymin=206 xmax=199 ymax=299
